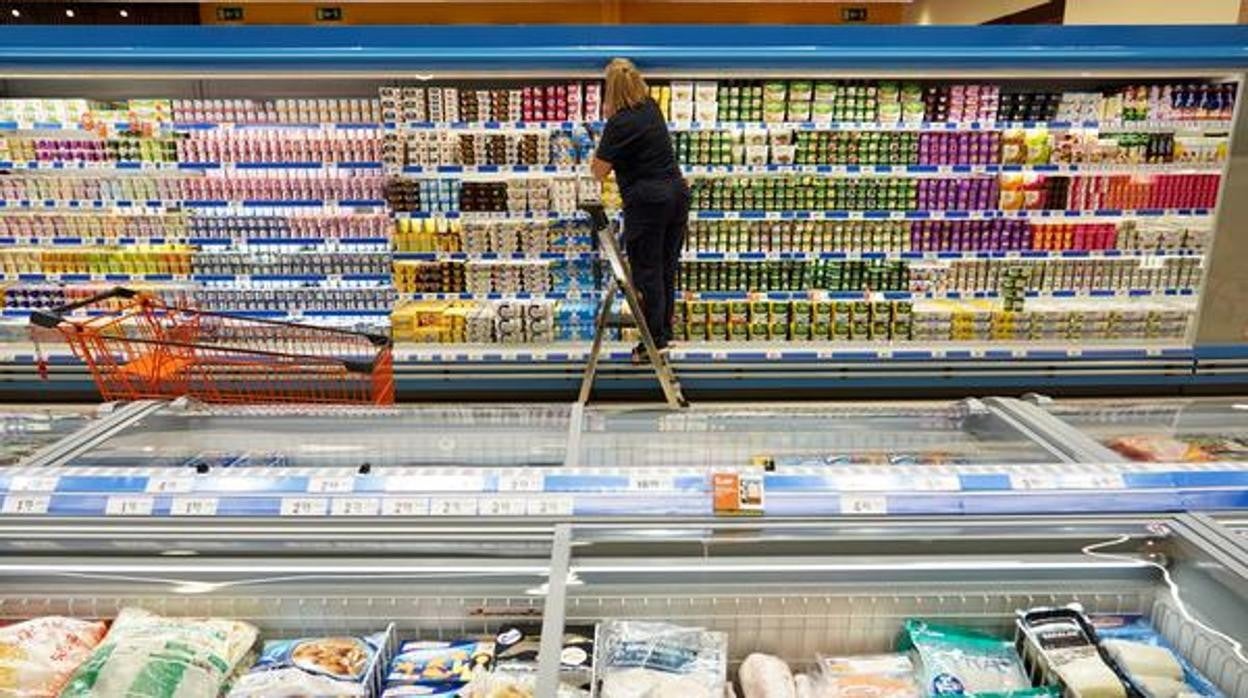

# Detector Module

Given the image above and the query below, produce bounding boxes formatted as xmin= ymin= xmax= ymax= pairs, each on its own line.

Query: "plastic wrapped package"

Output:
xmin=595 ymin=621 xmax=728 ymax=698
xmin=493 ymin=624 xmax=593 ymax=692
xmin=380 ymin=639 xmax=493 ymax=697
xmin=226 ymin=631 xmax=386 ymax=697
xmin=1091 ymin=615 xmax=1224 ymax=698
xmin=0 ymin=616 xmax=107 ymax=697
xmin=57 ymin=607 xmax=257 ymax=698
xmin=813 ymin=654 xmax=921 ymax=698
xmin=898 ymin=620 xmax=1040 ymax=697
xmin=1016 ymin=607 xmax=1126 ymax=698
xmin=738 ymin=653 xmax=795 ymax=698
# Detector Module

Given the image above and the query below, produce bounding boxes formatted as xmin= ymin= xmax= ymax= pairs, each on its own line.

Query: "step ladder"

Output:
xmin=577 ymin=202 xmax=688 ymax=409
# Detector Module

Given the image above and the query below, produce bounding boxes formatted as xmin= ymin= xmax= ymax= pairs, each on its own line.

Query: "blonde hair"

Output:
xmin=604 ymin=58 xmax=649 ymax=116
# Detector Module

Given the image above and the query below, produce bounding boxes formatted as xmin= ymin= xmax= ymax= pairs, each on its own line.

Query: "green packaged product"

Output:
xmin=899 ymin=619 xmax=1052 ymax=698
xmin=748 ymin=321 xmax=771 ymax=341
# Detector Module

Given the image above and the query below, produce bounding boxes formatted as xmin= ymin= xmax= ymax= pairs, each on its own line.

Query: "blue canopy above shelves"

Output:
xmin=0 ymin=24 xmax=1245 ymax=72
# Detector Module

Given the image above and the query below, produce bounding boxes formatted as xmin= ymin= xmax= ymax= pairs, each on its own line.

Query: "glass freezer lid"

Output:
xmin=58 ymin=404 xmax=574 ymax=470
xmin=0 ymin=405 xmax=98 ymax=468
xmin=1042 ymin=398 xmax=1248 ymax=463
xmin=574 ymin=400 xmax=1065 ymax=467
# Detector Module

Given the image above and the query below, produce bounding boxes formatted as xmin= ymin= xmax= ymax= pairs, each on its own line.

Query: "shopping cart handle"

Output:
xmin=578 ymin=201 xmax=610 ymax=232
xmin=29 ymin=287 xmax=139 ymax=329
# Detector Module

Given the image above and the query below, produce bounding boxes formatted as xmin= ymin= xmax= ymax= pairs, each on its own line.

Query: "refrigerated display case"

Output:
xmin=1026 ymin=396 xmax=1248 ymax=463
xmin=3 ymin=397 xmax=1246 ymax=518
xmin=0 ymin=517 xmax=1244 ymax=697
xmin=0 ymin=25 xmax=1246 ymax=399
xmin=0 ymin=403 xmax=97 ymax=466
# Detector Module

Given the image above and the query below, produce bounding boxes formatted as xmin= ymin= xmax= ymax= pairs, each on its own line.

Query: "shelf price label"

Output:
xmin=2 ymin=494 xmax=50 ymax=515
xmin=1009 ymin=473 xmax=1058 ymax=490
xmin=330 ymin=497 xmax=381 ymax=517
xmin=1061 ymin=472 xmax=1126 ymax=490
xmin=430 ymin=497 xmax=479 ymax=517
xmin=105 ymin=495 xmax=155 ymax=517
xmin=497 ymin=470 xmax=544 ymax=492
xmin=307 ymin=476 xmax=354 ymax=494
xmin=9 ymin=476 xmax=59 ymax=493
xmin=840 ymin=495 xmax=888 ymax=516
xmin=527 ymin=497 xmax=574 ymax=517
xmin=382 ymin=497 xmax=430 ymax=517
xmin=280 ymin=497 xmax=329 ymax=517
xmin=478 ymin=497 xmax=529 ymax=517
xmin=146 ymin=476 xmax=194 ymax=494
xmin=170 ymin=496 xmax=219 ymax=517
xmin=629 ymin=474 xmax=675 ymax=492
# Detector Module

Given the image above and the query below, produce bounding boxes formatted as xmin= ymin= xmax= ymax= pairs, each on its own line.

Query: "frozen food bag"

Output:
xmin=0 ymin=616 xmax=107 ymax=697
xmin=384 ymin=639 xmax=493 ymax=687
xmin=738 ymin=653 xmax=795 ymax=698
xmin=595 ymin=620 xmax=728 ymax=698
xmin=1090 ymin=615 xmax=1224 ymax=698
xmin=57 ymin=607 xmax=257 ymax=698
xmin=898 ymin=620 xmax=1034 ymax=697
xmin=1016 ymin=606 xmax=1127 ymax=698
xmin=493 ymin=624 xmax=593 ymax=690
xmin=226 ymin=631 xmax=386 ymax=697
xmin=814 ymin=653 xmax=921 ymax=698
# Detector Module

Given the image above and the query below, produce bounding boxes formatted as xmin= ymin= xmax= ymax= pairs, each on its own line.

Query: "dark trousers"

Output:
xmin=623 ymin=180 xmax=690 ymax=347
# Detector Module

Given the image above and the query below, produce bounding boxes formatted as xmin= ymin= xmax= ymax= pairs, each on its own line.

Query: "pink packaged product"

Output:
xmin=177 ymin=129 xmax=382 ymax=164
xmin=915 ymin=177 xmax=999 ymax=211
xmin=172 ymin=98 xmax=382 ymax=124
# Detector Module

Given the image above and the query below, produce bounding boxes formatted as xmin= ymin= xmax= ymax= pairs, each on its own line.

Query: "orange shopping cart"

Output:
xmin=31 ymin=287 xmax=394 ymax=405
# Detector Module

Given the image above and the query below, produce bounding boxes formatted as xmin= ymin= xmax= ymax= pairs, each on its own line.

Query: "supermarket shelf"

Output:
xmin=680 ymin=249 xmax=1204 ymax=262
xmin=689 ymin=208 xmax=1214 ymax=220
xmin=676 ymin=287 xmax=1197 ymax=301
xmin=394 ymin=251 xmax=597 ymax=261
xmin=397 ymin=290 xmax=597 ymax=301
xmin=190 ymin=236 xmax=391 ymax=247
xmin=0 ymin=199 xmax=387 ymax=210
xmin=386 ymin=119 xmax=1233 ymax=133
xmin=173 ymin=121 xmax=381 ymax=131
xmin=392 ymin=210 xmax=587 ymax=220
xmin=401 ymin=164 xmax=587 ymax=175
xmin=1 ymin=340 xmax=1229 ymax=399
xmin=0 ymin=236 xmax=177 ymax=246
xmin=681 ymin=162 xmax=1224 ymax=176
xmin=0 ymin=272 xmax=187 ymax=282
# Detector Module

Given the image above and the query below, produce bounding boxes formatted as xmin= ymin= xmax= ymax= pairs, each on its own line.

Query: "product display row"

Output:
xmin=0 ymin=606 xmax=1225 ymax=698
xmin=0 ymin=73 xmax=1235 ymax=350
xmin=684 ymin=217 xmax=1210 ymax=253
xmin=673 ymin=297 xmax=1191 ymax=342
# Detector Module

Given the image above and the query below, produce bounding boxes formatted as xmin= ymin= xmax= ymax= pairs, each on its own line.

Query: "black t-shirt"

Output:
xmin=595 ymin=98 xmax=681 ymax=200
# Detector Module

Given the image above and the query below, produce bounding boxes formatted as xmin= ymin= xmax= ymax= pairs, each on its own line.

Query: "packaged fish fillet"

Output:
xmin=226 ymin=631 xmax=387 ymax=697
xmin=814 ymin=654 xmax=922 ymax=698
xmin=1090 ymin=615 xmax=1224 ymax=698
xmin=898 ymin=620 xmax=1048 ymax=698
xmin=595 ymin=620 xmax=728 ymax=698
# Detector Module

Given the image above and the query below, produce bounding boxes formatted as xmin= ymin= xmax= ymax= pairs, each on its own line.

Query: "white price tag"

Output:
xmin=430 ymin=497 xmax=479 ymax=517
xmin=146 ymin=476 xmax=194 ymax=494
xmin=629 ymin=475 xmax=674 ymax=492
xmin=2 ymin=494 xmax=50 ymax=515
xmin=382 ymin=497 xmax=430 ymax=517
xmin=497 ymin=470 xmax=544 ymax=492
xmin=478 ymin=497 xmax=528 ymax=517
xmin=9 ymin=476 xmax=59 ymax=493
xmin=280 ymin=497 xmax=328 ymax=517
xmin=385 ymin=475 xmax=486 ymax=493
xmin=1062 ymin=473 xmax=1126 ymax=490
xmin=307 ymin=476 xmax=354 ymax=494
xmin=712 ymin=351 xmax=729 ymax=361
xmin=840 ymin=495 xmax=888 ymax=515
xmin=765 ymin=350 xmax=783 ymax=360
xmin=836 ymin=475 xmax=891 ymax=492
xmin=331 ymin=497 xmax=381 ymax=517
xmin=911 ymin=474 xmax=962 ymax=492
xmin=170 ymin=496 xmax=219 ymax=517
xmin=527 ymin=497 xmax=574 ymax=517
xmin=105 ymin=495 xmax=154 ymax=517
xmin=1010 ymin=474 xmax=1058 ymax=490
